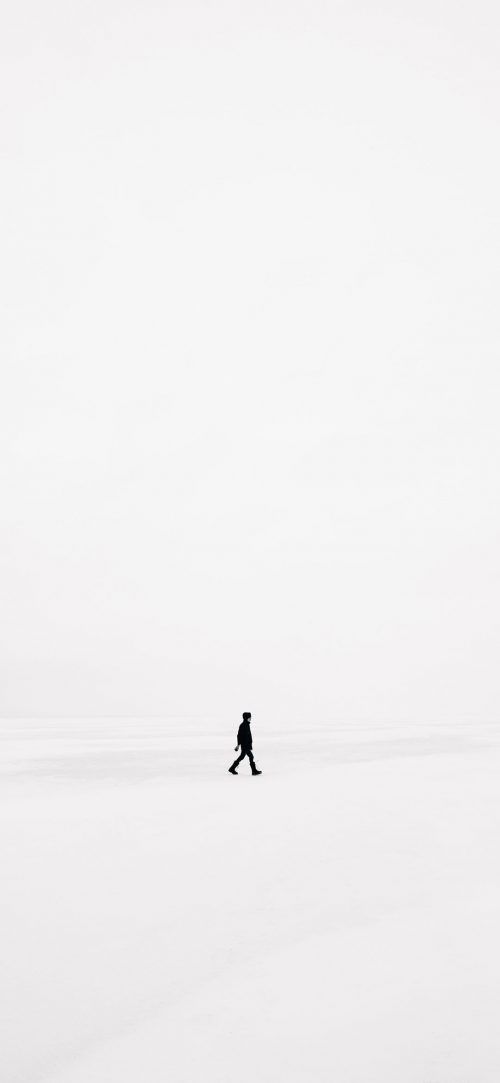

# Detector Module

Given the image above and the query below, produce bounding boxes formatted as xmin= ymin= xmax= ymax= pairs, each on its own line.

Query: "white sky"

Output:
xmin=1 ymin=0 xmax=499 ymax=721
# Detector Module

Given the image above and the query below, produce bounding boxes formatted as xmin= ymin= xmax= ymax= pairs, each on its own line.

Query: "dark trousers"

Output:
xmin=231 ymin=748 xmax=257 ymax=771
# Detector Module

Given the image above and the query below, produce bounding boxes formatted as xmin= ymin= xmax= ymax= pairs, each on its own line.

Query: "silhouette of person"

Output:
xmin=228 ymin=712 xmax=262 ymax=775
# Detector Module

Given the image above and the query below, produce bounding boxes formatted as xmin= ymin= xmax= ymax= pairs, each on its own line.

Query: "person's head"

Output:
xmin=242 ymin=711 xmax=251 ymax=722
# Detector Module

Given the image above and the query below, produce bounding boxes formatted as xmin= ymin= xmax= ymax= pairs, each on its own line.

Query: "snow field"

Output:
xmin=2 ymin=720 xmax=500 ymax=1082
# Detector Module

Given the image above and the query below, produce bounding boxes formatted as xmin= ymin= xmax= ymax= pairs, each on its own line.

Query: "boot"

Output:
xmin=251 ymin=767 xmax=262 ymax=776
xmin=228 ymin=764 xmax=238 ymax=775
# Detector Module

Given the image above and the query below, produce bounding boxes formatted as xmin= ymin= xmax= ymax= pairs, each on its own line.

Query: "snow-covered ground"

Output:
xmin=3 ymin=718 xmax=500 ymax=1083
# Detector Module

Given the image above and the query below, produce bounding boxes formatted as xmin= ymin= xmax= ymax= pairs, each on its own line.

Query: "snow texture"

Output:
xmin=3 ymin=718 xmax=500 ymax=1082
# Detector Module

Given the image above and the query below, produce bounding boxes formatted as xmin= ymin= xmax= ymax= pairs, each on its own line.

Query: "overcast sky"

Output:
xmin=2 ymin=0 xmax=499 ymax=722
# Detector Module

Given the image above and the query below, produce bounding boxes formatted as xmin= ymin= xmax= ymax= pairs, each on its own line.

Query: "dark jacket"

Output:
xmin=237 ymin=720 xmax=252 ymax=751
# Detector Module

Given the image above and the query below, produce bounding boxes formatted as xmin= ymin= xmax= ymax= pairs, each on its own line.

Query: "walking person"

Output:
xmin=228 ymin=712 xmax=262 ymax=775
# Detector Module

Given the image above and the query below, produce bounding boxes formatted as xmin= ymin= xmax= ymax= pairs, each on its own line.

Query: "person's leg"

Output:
xmin=247 ymin=751 xmax=261 ymax=775
xmin=228 ymin=750 xmax=245 ymax=773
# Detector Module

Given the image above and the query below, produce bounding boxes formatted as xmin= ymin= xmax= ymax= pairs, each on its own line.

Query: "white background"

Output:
xmin=2 ymin=0 xmax=500 ymax=721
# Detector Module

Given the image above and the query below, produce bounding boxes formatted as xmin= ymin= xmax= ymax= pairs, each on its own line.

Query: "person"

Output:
xmin=228 ymin=712 xmax=262 ymax=775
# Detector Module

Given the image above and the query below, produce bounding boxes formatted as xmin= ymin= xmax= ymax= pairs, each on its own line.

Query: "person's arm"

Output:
xmin=235 ymin=723 xmax=242 ymax=751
